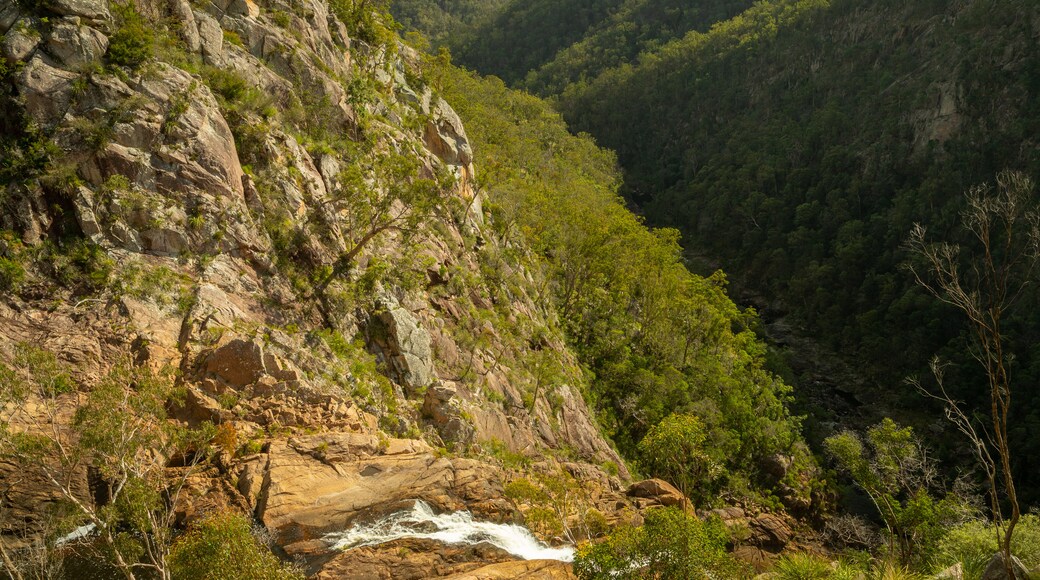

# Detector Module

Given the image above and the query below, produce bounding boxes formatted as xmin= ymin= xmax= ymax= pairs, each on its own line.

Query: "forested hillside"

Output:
xmin=395 ymin=0 xmax=1040 ymax=507
xmin=0 ymin=0 xmax=823 ymax=574
xmin=391 ymin=0 xmax=508 ymax=47
xmin=395 ymin=0 xmax=755 ymax=93
xmin=555 ymin=0 xmax=1040 ymax=493
xmin=434 ymin=0 xmax=626 ymax=85
xmin=423 ymin=54 xmax=810 ymax=493
xmin=511 ymin=0 xmax=756 ymax=95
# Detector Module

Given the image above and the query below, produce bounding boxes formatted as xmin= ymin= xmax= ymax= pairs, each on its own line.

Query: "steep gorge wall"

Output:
xmin=0 ymin=0 xmax=634 ymax=573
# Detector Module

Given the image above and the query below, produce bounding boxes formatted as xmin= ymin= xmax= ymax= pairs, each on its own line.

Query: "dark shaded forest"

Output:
xmin=394 ymin=0 xmax=1040 ymax=506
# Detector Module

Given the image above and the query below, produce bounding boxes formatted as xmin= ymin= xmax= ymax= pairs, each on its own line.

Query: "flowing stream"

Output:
xmin=323 ymin=500 xmax=575 ymax=562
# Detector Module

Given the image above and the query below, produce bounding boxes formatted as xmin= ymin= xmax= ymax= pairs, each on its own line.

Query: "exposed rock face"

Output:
xmin=315 ymin=540 xmax=509 ymax=579
xmin=203 ymin=338 xmax=300 ymax=388
xmin=423 ymin=382 xmax=475 ymax=444
xmin=702 ymin=506 xmax=795 ymax=555
xmin=257 ymin=434 xmax=514 ymax=546
xmin=626 ymin=479 xmax=685 ymax=508
xmin=980 ymin=553 xmax=1031 ymax=580
xmin=442 ymin=560 xmax=576 ymax=579
xmin=0 ymin=0 xmax=634 ymax=575
xmin=42 ymin=0 xmax=110 ymax=21
xmin=373 ymin=303 xmax=434 ymax=394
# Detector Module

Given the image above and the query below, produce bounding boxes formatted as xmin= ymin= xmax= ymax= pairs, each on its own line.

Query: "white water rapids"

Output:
xmin=323 ymin=500 xmax=575 ymax=562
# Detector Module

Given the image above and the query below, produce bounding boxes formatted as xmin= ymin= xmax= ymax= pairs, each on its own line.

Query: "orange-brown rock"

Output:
xmin=256 ymin=434 xmax=514 ymax=545
xmin=442 ymin=559 xmax=577 ymax=579
xmin=315 ymin=539 xmax=515 ymax=580
xmin=626 ymin=478 xmax=686 ymax=507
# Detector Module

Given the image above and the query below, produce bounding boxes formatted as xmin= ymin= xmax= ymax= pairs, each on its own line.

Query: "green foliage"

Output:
xmin=428 ymin=57 xmax=806 ymax=499
xmin=1 ymin=59 xmax=58 ymax=187
xmin=408 ymin=0 xmax=754 ymax=94
xmin=544 ymin=0 xmax=1040 ymax=501
xmin=0 ymin=232 xmax=28 ymax=292
xmin=43 ymin=238 xmax=114 ymax=294
xmin=114 ymin=261 xmax=190 ymax=306
xmin=770 ymin=553 xmax=933 ymax=580
xmin=505 ymin=469 xmax=608 ymax=542
xmin=423 ymin=0 xmax=1040 ymax=506
xmin=270 ymin=9 xmax=292 ymax=28
xmin=329 ymin=0 xmax=399 ymax=47
xmin=0 ymin=349 xmax=216 ymax=577
xmin=0 ymin=255 xmax=25 ymax=293
xmin=391 ymin=0 xmax=508 ymax=48
xmin=573 ymin=507 xmax=743 ymax=579
xmin=825 ymin=419 xmax=971 ymax=566
xmin=482 ymin=438 xmax=531 ymax=469
xmin=202 ymin=67 xmax=263 ymax=108
xmin=162 ymin=85 xmax=194 ymax=134
xmin=107 ymin=2 xmax=155 ymax=69
xmin=313 ymin=144 xmax=448 ymax=298
xmin=314 ymin=328 xmax=397 ymax=412
xmin=168 ymin=510 xmax=303 ymax=580
xmin=443 ymin=0 xmax=626 ymax=86
xmin=222 ymin=29 xmax=245 ymax=48
xmin=12 ymin=343 xmax=75 ymax=397
xmin=772 ymin=552 xmax=835 ymax=579
xmin=636 ymin=413 xmax=720 ymax=503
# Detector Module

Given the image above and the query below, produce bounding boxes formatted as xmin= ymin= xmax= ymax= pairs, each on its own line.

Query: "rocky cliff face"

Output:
xmin=0 ymin=0 xmax=638 ymax=574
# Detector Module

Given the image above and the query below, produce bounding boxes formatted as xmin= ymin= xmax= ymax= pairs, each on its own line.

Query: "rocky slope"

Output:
xmin=0 ymin=0 xmax=631 ymax=572
xmin=0 ymin=0 xmax=808 ymax=575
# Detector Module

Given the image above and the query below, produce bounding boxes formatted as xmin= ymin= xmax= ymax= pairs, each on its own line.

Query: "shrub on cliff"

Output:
xmin=107 ymin=3 xmax=154 ymax=69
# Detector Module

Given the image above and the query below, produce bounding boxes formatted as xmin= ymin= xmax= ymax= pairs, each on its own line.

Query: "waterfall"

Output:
xmin=323 ymin=500 xmax=575 ymax=562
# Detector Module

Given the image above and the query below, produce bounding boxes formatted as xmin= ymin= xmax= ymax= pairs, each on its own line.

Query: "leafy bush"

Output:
xmin=637 ymin=413 xmax=720 ymax=504
xmin=328 ymin=0 xmax=399 ymax=46
xmin=771 ymin=554 xmax=926 ymax=580
xmin=865 ymin=564 xmax=927 ymax=580
xmin=202 ymin=67 xmax=251 ymax=103
xmin=0 ymin=256 xmax=25 ymax=292
xmin=169 ymin=511 xmax=303 ymax=580
xmin=825 ymin=419 xmax=973 ymax=566
xmin=107 ymin=2 xmax=154 ymax=68
xmin=46 ymin=239 xmax=114 ymax=294
xmin=13 ymin=343 xmax=74 ymax=396
xmin=573 ymin=507 xmax=744 ymax=579
xmin=1 ymin=60 xmax=58 ymax=186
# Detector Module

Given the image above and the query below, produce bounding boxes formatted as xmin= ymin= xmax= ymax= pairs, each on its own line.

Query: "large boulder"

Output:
xmin=203 ymin=338 xmax=267 ymax=387
xmin=255 ymin=434 xmax=512 ymax=546
xmin=372 ymin=305 xmax=433 ymax=394
xmin=18 ymin=55 xmax=78 ymax=126
xmin=935 ymin=562 xmax=963 ymax=580
xmin=422 ymin=382 xmax=475 ymax=444
xmin=626 ymin=479 xmax=685 ymax=507
xmin=2 ymin=22 xmax=39 ymax=62
xmin=0 ymin=4 xmax=21 ymax=36
xmin=201 ymin=337 xmax=299 ymax=387
xmin=981 ymin=553 xmax=1031 ymax=580
xmin=44 ymin=21 xmax=108 ymax=67
xmin=747 ymin=513 xmax=794 ymax=550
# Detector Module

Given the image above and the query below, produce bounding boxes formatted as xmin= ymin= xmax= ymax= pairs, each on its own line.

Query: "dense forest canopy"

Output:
xmin=423 ymin=55 xmax=812 ymax=504
xmin=394 ymin=0 xmax=1040 ymax=507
